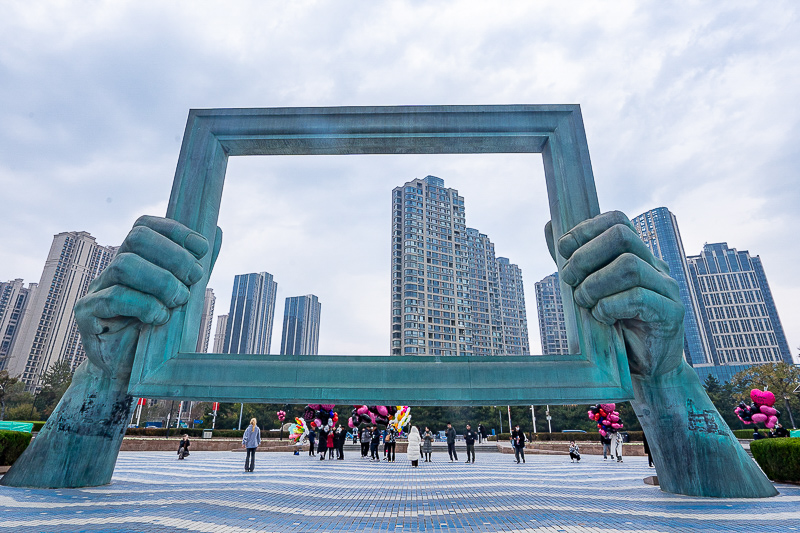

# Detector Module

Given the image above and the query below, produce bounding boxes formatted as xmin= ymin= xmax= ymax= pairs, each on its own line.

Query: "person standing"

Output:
xmin=177 ymin=434 xmax=190 ymax=460
xmin=308 ymin=427 xmax=316 ymax=457
xmin=569 ymin=440 xmax=581 ymax=462
xmin=407 ymin=426 xmax=421 ymax=467
xmin=422 ymin=426 xmax=434 ymax=462
xmin=326 ymin=430 xmax=335 ymax=460
xmin=445 ymin=422 xmax=458 ymax=462
xmin=241 ymin=418 xmax=261 ymax=472
xmin=370 ymin=425 xmax=381 ymax=461
xmin=511 ymin=424 xmax=525 ymax=464
xmin=335 ymin=425 xmax=346 ymax=460
xmin=318 ymin=426 xmax=329 ymax=460
xmin=384 ymin=427 xmax=397 ymax=462
xmin=600 ymin=432 xmax=612 ymax=460
xmin=464 ymin=424 xmax=477 ymax=463
xmin=643 ymin=434 xmax=653 ymax=467
xmin=360 ymin=426 xmax=371 ymax=458
xmin=477 ymin=424 xmax=486 ymax=444
xmin=610 ymin=431 xmax=623 ymax=463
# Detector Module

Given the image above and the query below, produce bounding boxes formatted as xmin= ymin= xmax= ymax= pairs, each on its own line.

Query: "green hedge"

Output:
xmin=0 ymin=430 xmax=33 ymax=466
xmin=750 ymin=438 xmax=800 ymax=483
xmin=733 ymin=429 xmax=770 ymax=439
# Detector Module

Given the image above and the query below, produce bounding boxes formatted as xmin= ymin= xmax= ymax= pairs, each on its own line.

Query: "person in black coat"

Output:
xmin=177 ymin=434 xmax=190 ymax=460
xmin=370 ymin=426 xmax=381 ymax=461
xmin=308 ymin=428 xmax=316 ymax=456
xmin=317 ymin=426 xmax=329 ymax=460
xmin=511 ymin=425 xmax=526 ymax=464
xmin=464 ymin=424 xmax=477 ymax=463
xmin=334 ymin=425 xmax=346 ymax=460
xmin=445 ymin=423 xmax=458 ymax=462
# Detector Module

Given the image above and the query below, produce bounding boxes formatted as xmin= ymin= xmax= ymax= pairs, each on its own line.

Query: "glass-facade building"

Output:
xmin=686 ymin=243 xmax=791 ymax=365
xmin=222 ymin=272 xmax=277 ymax=355
xmin=534 ymin=272 xmax=569 ymax=355
xmin=390 ymin=175 xmax=529 ymax=356
xmin=632 ymin=208 xmax=713 ymax=366
xmin=280 ymin=294 xmax=322 ymax=356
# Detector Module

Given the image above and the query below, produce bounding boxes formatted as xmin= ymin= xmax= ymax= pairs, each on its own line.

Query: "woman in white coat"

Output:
xmin=407 ymin=426 xmax=421 ymax=467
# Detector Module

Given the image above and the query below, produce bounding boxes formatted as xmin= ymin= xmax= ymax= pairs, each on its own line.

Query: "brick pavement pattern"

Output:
xmin=1 ymin=451 xmax=799 ymax=532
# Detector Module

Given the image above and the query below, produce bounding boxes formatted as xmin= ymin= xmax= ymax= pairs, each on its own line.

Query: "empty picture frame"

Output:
xmin=127 ymin=105 xmax=634 ymax=406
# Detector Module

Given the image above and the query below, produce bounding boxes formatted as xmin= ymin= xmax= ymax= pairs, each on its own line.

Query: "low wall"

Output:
xmin=495 ymin=441 xmax=646 ymax=456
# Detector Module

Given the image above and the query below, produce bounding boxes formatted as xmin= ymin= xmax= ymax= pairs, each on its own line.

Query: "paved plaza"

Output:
xmin=1 ymin=450 xmax=798 ymax=532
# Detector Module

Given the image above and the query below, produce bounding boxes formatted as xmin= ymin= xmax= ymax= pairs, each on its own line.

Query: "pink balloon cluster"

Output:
xmin=276 ymin=410 xmax=286 ymax=422
xmin=348 ymin=405 xmax=398 ymax=428
xmin=588 ymin=403 xmax=623 ymax=437
xmin=735 ymin=389 xmax=780 ymax=428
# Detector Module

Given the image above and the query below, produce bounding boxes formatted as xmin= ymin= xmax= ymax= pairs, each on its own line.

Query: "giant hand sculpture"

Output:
xmin=548 ymin=211 xmax=776 ymax=497
xmin=1 ymin=217 xmax=220 ymax=488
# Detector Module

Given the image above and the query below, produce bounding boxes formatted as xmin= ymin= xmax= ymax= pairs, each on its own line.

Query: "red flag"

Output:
xmin=212 ymin=402 xmax=219 ymax=411
xmin=137 ymin=398 xmax=146 ymax=406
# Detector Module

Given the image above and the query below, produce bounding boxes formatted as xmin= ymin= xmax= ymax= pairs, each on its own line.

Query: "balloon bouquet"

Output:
xmin=735 ymin=389 xmax=780 ymax=429
xmin=288 ymin=417 xmax=310 ymax=445
xmin=588 ymin=403 xmax=623 ymax=437
xmin=303 ymin=404 xmax=339 ymax=431
xmin=276 ymin=410 xmax=286 ymax=440
xmin=348 ymin=405 xmax=412 ymax=434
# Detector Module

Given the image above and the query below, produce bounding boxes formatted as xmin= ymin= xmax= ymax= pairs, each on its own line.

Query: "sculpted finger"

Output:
xmin=133 ymin=215 xmax=209 ymax=259
xmin=590 ymin=286 xmax=684 ymax=327
xmin=210 ymin=226 xmax=223 ymax=273
xmin=544 ymin=221 xmax=557 ymax=263
xmin=117 ymin=225 xmax=204 ymax=286
xmin=573 ymin=253 xmax=681 ymax=309
xmin=77 ymin=285 xmax=170 ymax=334
xmin=557 ymin=211 xmax=634 ymax=260
xmin=560 ymin=223 xmax=664 ymax=286
xmin=91 ymin=253 xmax=190 ymax=308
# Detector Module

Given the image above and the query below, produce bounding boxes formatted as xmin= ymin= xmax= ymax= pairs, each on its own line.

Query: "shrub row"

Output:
xmin=489 ymin=431 xmax=645 ymax=442
xmin=750 ymin=438 xmax=800 ymax=483
xmin=733 ymin=429 xmax=770 ymax=439
xmin=0 ymin=430 xmax=33 ymax=466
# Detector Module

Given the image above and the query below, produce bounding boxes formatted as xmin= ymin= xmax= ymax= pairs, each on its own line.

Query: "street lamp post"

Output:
xmin=546 ymin=405 xmax=552 ymax=433
xmin=530 ymin=405 xmax=537 ymax=434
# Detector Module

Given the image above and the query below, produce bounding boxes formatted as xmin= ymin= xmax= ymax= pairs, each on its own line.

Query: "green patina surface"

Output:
xmin=0 ymin=105 xmax=777 ymax=498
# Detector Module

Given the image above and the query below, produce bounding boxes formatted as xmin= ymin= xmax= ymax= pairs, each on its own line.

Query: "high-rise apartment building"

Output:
xmin=195 ymin=288 xmax=215 ymax=353
xmin=212 ymin=314 xmax=228 ymax=353
xmin=222 ymin=272 xmax=277 ymax=355
xmin=0 ymin=279 xmax=35 ymax=371
xmin=687 ymin=243 xmax=791 ymax=366
xmin=534 ymin=272 xmax=569 ymax=355
xmin=391 ymin=175 xmax=529 ymax=356
xmin=279 ymin=294 xmax=322 ymax=355
xmin=632 ymin=208 xmax=713 ymax=366
xmin=6 ymin=232 xmax=117 ymax=389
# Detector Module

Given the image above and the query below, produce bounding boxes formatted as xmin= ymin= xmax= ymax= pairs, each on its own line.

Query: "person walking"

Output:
xmin=511 ymin=424 xmax=525 ymax=464
xmin=600 ymin=432 xmax=612 ymax=460
xmin=569 ymin=440 xmax=581 ymax=462
xmin=477 ymin=424 xmax=486 ymax=444
xmin=384 ymin=427 xmax=397 ymax=462
xmin=360 ymin=426 xmax=371 ymax=458
xmin=407 ymin=426 xmax=421 ymax=467
xmin=610 ymin=431 xmax=623 ymax=462
xmin=464 ymin=424 xmax=477 ymax=463
xmin=241 ymin=418 xmax=261 ymax=472
xmin=326 ymin=430 xmax=335 ymax=460
xmin=308 ymin=426 xmax=316 ymax=457
xmin=177 ymin=434 xmax=190 ymax=460
xmin=370 ymin=425 xmax=381 ymax=461
xmin=422 ymin=426 xmax=434 ymax=462
xmin=445 ymin=422 xmax=458 ymax=462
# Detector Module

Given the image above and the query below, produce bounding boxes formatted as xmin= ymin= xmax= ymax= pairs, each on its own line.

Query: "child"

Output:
xmin=569 ymin=440 xmax=581 ymax=463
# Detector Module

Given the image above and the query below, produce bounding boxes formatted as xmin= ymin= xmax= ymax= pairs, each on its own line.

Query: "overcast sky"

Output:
xmin=2 ymin=1 xmax=798 ymax=362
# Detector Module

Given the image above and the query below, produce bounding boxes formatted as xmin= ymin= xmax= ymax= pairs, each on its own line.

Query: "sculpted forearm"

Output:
xmin=630 ymin=362 xmax=777 ymax=497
